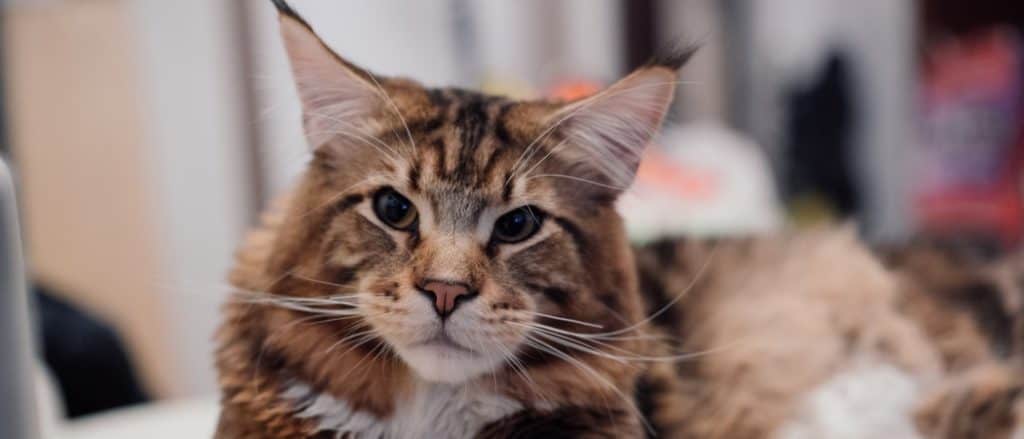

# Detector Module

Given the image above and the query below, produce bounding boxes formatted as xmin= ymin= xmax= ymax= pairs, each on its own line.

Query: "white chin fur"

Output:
xmin=396 ymin=344 xmax=502 ymax=383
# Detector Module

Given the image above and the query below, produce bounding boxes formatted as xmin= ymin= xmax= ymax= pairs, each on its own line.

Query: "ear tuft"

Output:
xmin=271 ymin=0 xmax=305 ymax=23
xmin=645 ymin=44 xmax=699 ymax=71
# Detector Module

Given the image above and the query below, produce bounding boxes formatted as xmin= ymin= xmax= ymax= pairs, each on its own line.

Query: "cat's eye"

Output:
xmin=492 ymin=207 xmax=544 ymax=244
xmin=373 ymin=188 xmax=418 ymax=230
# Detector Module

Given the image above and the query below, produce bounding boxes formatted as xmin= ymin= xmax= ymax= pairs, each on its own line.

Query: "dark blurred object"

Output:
xmin=922 ymin=0 xmax=1024 ymax=42
xmin=914 ymin=28 xmax=1024 ymax=248
xmin=784 ymin=52 xmax=860 ymax=220
xmin=36 ymin=285 xmax=149 ymax=418
xmin=622 ymin=0 xmax=657 ymax=71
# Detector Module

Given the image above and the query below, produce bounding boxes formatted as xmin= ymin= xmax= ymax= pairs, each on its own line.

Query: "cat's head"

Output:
xmin=265 ymin=0 xmax=687 ymax=384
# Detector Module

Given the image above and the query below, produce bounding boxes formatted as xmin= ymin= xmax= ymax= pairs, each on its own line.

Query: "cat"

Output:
xmin=215 ymin=1 xmax=1023 ymax=438
xmin=217 ymin=1 xmax=685 ymax=437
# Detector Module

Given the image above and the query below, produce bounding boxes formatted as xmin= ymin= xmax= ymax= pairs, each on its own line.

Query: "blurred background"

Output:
xmin=1 ymin=0 xmax=1023 ymax=436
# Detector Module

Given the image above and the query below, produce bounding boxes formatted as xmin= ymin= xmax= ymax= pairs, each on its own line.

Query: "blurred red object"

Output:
xmin=634 ymin=149 xmax=719 ymax=202
xmin=547 ymin=79 xmax=603 ymax=101
xmin=915 ymin=27 xmax=1024 ymax=246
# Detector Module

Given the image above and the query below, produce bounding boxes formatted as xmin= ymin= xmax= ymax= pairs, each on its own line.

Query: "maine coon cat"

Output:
xmin=216 ymin=1 xmax=1023 ymax=437
xmin=218 ymin=1 xmax=686 ymax=437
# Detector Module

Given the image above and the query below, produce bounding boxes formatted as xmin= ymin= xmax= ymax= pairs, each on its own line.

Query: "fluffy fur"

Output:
xmin=217 ymin=1 xmax=677 ymax=437
xmin=215 ymin=2 xmax=1024 ymax=438
xmin=632 ymin=235 xmax=1024 ymax=438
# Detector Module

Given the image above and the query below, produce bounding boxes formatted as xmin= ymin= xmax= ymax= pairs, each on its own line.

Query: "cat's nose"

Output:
xmin=417 ymin=279 xmax=477 ymax=319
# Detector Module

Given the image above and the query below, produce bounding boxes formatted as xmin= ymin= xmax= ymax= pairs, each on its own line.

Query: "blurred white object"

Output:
xmin=778 ymin=360 xmax=924 ymax=439
xmin=33 ymin=363 xmax=217 ymax=439
xmin=620 ymin=122 xmax=784 ymax=241
xmin=58 ymin=397 xmax=219 ymax=439
xmin=36 ymin=365 xmax=64 ymax=439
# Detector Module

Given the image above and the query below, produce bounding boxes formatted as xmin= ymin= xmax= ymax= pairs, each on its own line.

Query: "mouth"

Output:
xmin=417 ymin=334 xmax=477 ymax=355
xmin=396 ymin=331 xmax=501 ymax=383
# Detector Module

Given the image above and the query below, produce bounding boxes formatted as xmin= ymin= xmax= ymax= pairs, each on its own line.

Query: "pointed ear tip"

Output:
xmin=271 ymin=0 xmax=296 ymax=15
xmin=271 ymin=0 xmax=310 ymax=27
xmin=645 ymin=45 xmax=699 ymax=71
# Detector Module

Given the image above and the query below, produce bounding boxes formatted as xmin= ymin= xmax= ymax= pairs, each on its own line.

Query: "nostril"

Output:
xmin=418 ymin=279 xmax=477 ymax=318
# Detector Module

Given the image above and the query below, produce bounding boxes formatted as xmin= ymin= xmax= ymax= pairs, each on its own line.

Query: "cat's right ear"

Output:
xmin=273 ymin=0 xmax=385 ymax=148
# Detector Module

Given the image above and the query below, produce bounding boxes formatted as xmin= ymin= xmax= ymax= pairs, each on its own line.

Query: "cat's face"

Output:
xmin=266 ymin=4 xmax=684 ymax=383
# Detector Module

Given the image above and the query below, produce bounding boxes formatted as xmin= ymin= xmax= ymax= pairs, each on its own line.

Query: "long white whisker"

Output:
xmin=521 ymin=311 xmax=604 ymax=329
xmin=325 ymin=329 xmax=377 ymax=354
xmin=523 ymin=334 xmax=654 ymax=434
xmin=590 ymin=245 xmax=717 ymax=338
xmin=507 ymin=80 xmax=696 ymax=184
xmin=365 ymin=74 xmax=417 ymax=155
xmin=295 ymin=175 xmax=378 ymax=218
xmin=524 ymin=174 xmax=631 ymax=192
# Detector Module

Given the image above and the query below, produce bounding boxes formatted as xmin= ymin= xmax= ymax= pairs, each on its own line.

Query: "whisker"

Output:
xmin=288 ymin=273 xmax=362 ymax=290
xmin=524 ymin=174 xmax=631 ymax=192
xmin=589 ymin=245 xmax=717 ymax=339
xmin=365 ymin=74 xmax=417 ymax=155
xmin=295 ymin=175 xmax=379 ymax=218
xmin=496 ymin=342 xmax=551 ymax=407
xmin=520 ymin=311 xmax=604 ymax=329
xmin=312 ymin=119 xmax=403 ymax=164
xmin=230 ymin=290 xmax=362 ymax=317
xmin=513 ymin=320 xmax=645 ymax=342
xmin=507 ymin=80 xmax=699 ymax=185
xmin=325 ymin=329 xmax=377 ymax=354
xmin=522 ymin=334 xmax=654 ymax=434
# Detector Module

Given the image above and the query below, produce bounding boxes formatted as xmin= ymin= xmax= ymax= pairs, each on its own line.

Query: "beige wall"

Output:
xmin=4 ymin=1 xmax=177 ymax=397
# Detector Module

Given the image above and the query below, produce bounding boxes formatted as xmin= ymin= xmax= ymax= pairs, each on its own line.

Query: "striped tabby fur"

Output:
xmin=215 ymin=1 xmax=1023 ymax=437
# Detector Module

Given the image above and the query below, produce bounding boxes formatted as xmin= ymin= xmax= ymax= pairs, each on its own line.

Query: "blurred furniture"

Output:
xmin=36 ymin=286 xmax=150 ymax=417
xmin=58 ymin=397 xmax=219 ymax=439
xmin=0 ymin=157 xmax=41 ymax=439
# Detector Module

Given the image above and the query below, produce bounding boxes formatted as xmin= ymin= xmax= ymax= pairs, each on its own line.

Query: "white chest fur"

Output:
xmin=776 ymin=360 xmax=925 ymax=439
xmin=284 ymin=381 xmax=523 ymax=439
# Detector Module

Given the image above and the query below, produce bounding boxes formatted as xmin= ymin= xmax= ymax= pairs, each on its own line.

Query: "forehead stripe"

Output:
xmin=493 ymin=103 xmax=514 ymax=145
xmin=453 ymin=97 xmax=490 ymax=180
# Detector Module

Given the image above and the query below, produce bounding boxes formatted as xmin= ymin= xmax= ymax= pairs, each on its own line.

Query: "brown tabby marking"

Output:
xmin=217 ymin=1 xmax=685 ymax=437
xmin=218 ymin=2 xmax=1024 ymax=438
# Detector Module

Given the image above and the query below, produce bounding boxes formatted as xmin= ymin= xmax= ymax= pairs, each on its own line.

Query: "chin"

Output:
xmin=396 ymin=343 xmax=503 ymax=383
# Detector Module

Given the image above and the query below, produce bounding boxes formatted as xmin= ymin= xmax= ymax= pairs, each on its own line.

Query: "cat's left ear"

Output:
xmin=548 ymin=50 xmax=694 ymax=189
xmin=272 ymin=0 xmax=388 ymax=148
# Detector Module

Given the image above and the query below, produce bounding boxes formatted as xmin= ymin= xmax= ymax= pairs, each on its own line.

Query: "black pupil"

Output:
xmin=498 ymin=210 xmax=529 ymax=238
xmin=383 ymin=193 xmax=410 ymax=223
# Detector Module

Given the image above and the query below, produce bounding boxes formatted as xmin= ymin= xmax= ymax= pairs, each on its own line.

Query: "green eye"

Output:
xmin=373 ymin=188 xmax=417 ymax=230
xmin=492 ymin=207 xmax=544 ymax=244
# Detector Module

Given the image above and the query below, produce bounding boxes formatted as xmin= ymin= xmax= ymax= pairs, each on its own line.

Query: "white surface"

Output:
xmin=620 ymin=122 xmax=784 ymax=240
xmin=58 ymin=397 xmax=219 ymax=439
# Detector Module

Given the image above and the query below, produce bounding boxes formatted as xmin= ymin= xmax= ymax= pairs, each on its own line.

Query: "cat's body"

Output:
xmin=634 ymin=234 xmax=1024 ymax=438
xmin=215 ymin=2 xmax=1023 ymax=437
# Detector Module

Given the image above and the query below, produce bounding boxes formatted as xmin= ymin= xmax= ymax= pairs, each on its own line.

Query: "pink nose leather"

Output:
xmin=420 ymin=280 xmax=474 ymax=317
